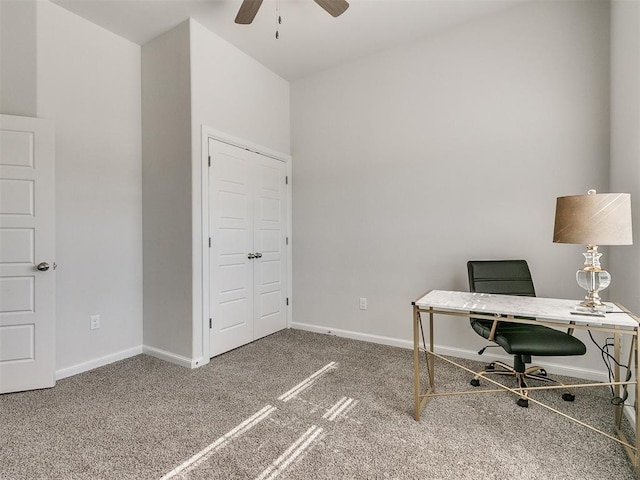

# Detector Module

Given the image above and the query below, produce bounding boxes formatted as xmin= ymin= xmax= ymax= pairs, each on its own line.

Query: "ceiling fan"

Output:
xmin=235 ymin=0 xmax=350 ymax=24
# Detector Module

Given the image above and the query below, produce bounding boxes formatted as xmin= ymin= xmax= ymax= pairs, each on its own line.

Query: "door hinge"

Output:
xmin=209 ymin=237 xmax=211 ymax=248
xmin=285 ymin=176 xmax=288 ymax=185
xmin=286 ymin=297 xmax=289 ymax=306
xmin=208 ymin=155 xmax=211 ymax=167
xmin=286 ymin=236 xmax=289 ymax=246
xmin=209 ymin=318 xmax=212 ymax=329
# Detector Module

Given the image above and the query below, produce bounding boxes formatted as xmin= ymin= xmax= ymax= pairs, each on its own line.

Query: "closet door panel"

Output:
xmin=208 ymin=138 xmax=288 ymax=357
xmin=253 ymin=154 xmax=287 ymax=340
xmin=209 ymin=140 xmax=254 ymax=356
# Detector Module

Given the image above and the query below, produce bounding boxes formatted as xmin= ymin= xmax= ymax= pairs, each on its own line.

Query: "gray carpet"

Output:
xmin=0 ymin=329 xmax=636 ymax=479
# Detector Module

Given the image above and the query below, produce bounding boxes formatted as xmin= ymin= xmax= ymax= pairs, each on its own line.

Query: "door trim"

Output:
xmin=200 ymin=126 xmax=292 ymax=362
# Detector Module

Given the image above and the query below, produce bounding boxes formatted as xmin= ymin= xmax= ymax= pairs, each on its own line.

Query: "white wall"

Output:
xmin=141 ymin=21 xmax=193 ymax=361
xmin=0 ymin=0 xmax=622 ymax=381
xmin=609 ymin=0 xmax=640 ymax=416
xmin=0 ymin=0 xmax=37 ymax=116
xmin=36 ymin=1 xmax=142 ymax=375
xmin=189 ymin=19 xmax=290 ymax=362
xmin=291 ymin=0 xmax=611 ymax=377
xmin=141 ymin=19 xmax=290 ymax=365
xmin=190 ymin=19 xmax=290 ymax=157
xmin=610 ymin=0 xmax=640 ymax=316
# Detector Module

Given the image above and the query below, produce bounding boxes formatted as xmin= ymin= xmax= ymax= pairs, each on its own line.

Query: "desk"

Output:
xmin=412 ymin=290 xmax=640 ymax=475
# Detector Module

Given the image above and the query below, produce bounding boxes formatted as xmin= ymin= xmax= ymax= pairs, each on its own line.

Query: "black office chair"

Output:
xmin=467 ymin=260 xmax=587 ymax=407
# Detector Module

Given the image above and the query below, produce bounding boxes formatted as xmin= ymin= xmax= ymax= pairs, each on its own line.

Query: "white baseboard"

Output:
xmin=291 ymin=322 xmax=413 ymax=350
xmin=143 ymin=345 xmax=201 ymax=369
xmin=291 ymin=322 xmax=609 ymax=382
xmin=55 ymin=345 xmax=203 ymax=380
xmin=55 ymin=345 xmax=143 ymax=380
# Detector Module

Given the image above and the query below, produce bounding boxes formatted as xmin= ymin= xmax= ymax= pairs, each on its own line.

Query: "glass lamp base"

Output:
xmin=575 ymin=247 xmax=611 ymax=314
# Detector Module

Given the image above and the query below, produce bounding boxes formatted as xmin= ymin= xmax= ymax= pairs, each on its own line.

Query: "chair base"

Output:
xmin=470 ymin=360 xmax=576 ymax=407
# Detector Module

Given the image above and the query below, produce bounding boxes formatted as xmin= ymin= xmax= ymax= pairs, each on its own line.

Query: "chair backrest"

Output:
xmin=467 ymin=260 xmax=536 ymax=297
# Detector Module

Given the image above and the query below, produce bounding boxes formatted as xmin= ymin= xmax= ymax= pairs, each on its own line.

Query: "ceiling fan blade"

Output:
xmin=235 ymin=0 xmax=264 ymax=24
xmin=313 ymin=0 xmax=349 ymax=17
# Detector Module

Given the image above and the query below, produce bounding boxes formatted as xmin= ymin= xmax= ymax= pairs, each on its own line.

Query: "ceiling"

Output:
xmin=52 ymin=0 xmax=526 ymax=81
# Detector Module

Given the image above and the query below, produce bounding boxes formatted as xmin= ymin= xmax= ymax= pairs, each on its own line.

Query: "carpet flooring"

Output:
xmin=0 ymin=329 xmax=636 ymax=479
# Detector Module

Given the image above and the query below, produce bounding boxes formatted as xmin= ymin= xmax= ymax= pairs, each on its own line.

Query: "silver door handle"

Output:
xmin=247 ymin=253 xmax=256 ymax=259
xmin=255 ymin=252 xmax=263 ymax=259
xmin=36 ymin=262 xmax=50 ymax=271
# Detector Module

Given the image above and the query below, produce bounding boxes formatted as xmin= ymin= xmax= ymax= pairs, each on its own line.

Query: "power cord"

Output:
xmin=587 ymin=330 xmax=632 ymax=406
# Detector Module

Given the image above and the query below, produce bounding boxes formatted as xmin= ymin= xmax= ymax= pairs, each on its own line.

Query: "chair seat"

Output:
xmin=471 ymin=319 xmax=587 ymax=356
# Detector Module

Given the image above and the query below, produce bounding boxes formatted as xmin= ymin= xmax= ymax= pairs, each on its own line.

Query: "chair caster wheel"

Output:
xmin=486 ymin=363 xmax=496 ymax=371
xmin=470 ymin=378 xmax=480 ymax=387
xmin=517 ymin=398 xmax=529 ymax=408
xmin=539 ymin=369 xmax=547 ymax=376
xmin=562 ymin=393 xmax=575 ymax=402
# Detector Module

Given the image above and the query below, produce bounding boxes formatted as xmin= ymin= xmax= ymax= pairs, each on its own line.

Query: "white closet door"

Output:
xmin=208 ymin=139 xmax=288 ymax=357
xmin=209 ymin=140 xmax=254 ymax=356
xmin=253 ymin=154 xmax=287 ymax=340
xmin=0 ymin=115 xmax=55 ymax=393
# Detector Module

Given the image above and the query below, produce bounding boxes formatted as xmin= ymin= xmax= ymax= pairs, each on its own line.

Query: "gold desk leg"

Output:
xmin=428 ymin=308 xmax=435 ymax=387
xmin=413 ymin=306 xmax=435 ymax=421
xmin=615 ymin=329 xmax=622 ymax=427
xmin=634 ymin=331 xmax=639 ymax=475
xmin=413 ymin=304 xmax=421 ymax=421
xmin=613 ymin=328 xmax=639 ymax=476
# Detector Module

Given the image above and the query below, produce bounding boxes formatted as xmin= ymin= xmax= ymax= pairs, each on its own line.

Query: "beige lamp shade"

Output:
xmin=553 ymin=192 xmax=633 ymax=245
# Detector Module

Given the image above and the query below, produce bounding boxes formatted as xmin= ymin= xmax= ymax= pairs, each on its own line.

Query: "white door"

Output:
xmin=0 ymin=115 xmax=55 ymax=394
xmin=209 ymin=140 xmax=254 ymax=356
xmin=253 ymin=155 xmax=287 ymax=340
xmin=209 ymin=138 xmax=287 ymax=357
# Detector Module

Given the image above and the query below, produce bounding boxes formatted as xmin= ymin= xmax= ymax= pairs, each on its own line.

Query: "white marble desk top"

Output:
xmin=414 ymin=290 xmax=638 ymax=329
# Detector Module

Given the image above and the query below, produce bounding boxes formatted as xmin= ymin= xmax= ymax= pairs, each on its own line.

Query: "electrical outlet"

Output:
xmin=359 ymin=298 xmax=367 ymax=310
xmin=90 ymin=314 xmax=100 ymax=330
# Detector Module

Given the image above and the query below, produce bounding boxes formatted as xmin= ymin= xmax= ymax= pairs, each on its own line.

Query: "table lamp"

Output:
xmin=553 ymin=189 xmax=633 ymax=312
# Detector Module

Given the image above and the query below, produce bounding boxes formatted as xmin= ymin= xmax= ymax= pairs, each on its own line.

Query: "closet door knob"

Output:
xmin=247 ymin=253 xmax=256 ymax=259
xmin=255 ymin=252 xmax=263 ymax=259
xmin=36 ymin=262 xmax=50 ymax=271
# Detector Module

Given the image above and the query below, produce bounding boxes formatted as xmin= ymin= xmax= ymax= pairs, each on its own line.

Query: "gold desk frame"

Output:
xmin=412 ymin=291 xmax=640 ymax=477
